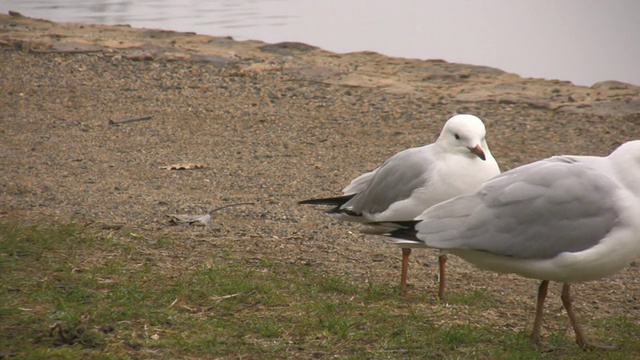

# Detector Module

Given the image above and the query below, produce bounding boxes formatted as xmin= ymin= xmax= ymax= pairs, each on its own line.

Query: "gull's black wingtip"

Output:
xmin=379 ymin=220 xmax=421 ymax=241
xmin=297 ymin=194 xmax=355 ymax=206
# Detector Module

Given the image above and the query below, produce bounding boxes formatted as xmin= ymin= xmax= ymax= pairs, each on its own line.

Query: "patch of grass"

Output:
xmin=1 ymin=221 xmax=638 ymax=359
xmin=318 ymin=275 xmax=359 ymax=295
xmin=445 ymin=288 xmax=501 ymax=307
xmin=438 ymin=323 xmax=483 ymax=348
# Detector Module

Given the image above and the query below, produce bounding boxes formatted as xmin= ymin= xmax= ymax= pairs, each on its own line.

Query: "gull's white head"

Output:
xmin=607 ymin=140 xmax=640 ymax=195
xmin=437 ymin=114 xmax=491 ymax=161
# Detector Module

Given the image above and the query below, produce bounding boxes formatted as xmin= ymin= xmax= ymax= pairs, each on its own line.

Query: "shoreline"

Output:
xmin=2 ymin=11 xmax=639 ymax=117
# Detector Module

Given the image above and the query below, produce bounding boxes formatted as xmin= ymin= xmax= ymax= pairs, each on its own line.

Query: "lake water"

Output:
xmin=3 ymin=0 xmax=640 ymax=87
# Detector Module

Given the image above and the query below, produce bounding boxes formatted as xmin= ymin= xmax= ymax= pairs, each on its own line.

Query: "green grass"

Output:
xmin=0 ymin=222 xmax=638 ymax=359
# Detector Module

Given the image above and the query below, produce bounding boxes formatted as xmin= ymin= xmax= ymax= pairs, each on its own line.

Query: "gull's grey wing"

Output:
xmin=344 ymin=146 xmax=434 ymax=215
xmin=415 ymin=158 xmax=620 ymax=259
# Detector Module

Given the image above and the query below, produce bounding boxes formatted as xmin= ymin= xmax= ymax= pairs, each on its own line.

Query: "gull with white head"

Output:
xmin=299 ymin=114 xmax=501 ymax=298
xmin=380 ymin=140 xmax=640 ymax=347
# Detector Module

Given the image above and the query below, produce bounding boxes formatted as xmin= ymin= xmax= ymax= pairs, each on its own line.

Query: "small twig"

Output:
xmin=210 ymin=202 xmax=255 ymax=213
xmin=211 ymin=293 xmax=242 ymax=302
xmin=109 ymin=115 xmax=153 ymax=125
xmin=168 ymin=298 xmax=180 ymax=308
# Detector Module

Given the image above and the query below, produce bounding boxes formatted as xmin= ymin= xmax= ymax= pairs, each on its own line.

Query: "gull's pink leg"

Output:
xmin=530 ymin=280 xmax=549 ymax=347
xmin=438 ymin=254 xmax=447 ymax=300
xmin=561 ymin=283 xmax=588 ymax=348
xmin=400 ymin=248 xmax=411 ymax=296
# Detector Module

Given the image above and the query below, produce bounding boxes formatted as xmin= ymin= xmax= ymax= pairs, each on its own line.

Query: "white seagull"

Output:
xmin=380 ymin=140 xmax=640 ymax=347
xmin=299 ymin=114 xmax=501 ymax=298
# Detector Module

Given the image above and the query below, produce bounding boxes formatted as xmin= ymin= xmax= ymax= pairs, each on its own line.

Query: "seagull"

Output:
xmin=379 ymin=140 xmax=640 ymax=348
xmin=299 ymin=114 xmax=501 ymax=298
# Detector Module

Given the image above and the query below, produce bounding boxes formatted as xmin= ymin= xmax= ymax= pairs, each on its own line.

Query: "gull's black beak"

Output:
xmin=468 ymin=145 xmax=486 ymax=161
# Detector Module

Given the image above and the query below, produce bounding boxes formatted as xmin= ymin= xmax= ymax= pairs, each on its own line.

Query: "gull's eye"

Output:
xmin=454 ymin=133 xmax=460 ymax=140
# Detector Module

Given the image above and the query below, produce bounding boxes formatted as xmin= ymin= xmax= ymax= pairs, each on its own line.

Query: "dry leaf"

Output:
xmin=159 ymin=163 xmax=206 ymax=170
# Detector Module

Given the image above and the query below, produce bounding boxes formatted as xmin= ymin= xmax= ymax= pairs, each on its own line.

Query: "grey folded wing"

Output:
xmin=415 ymin=159 xmax=620 ymax=260
xmin=344 ymin=146 xmax=434 ymax=215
